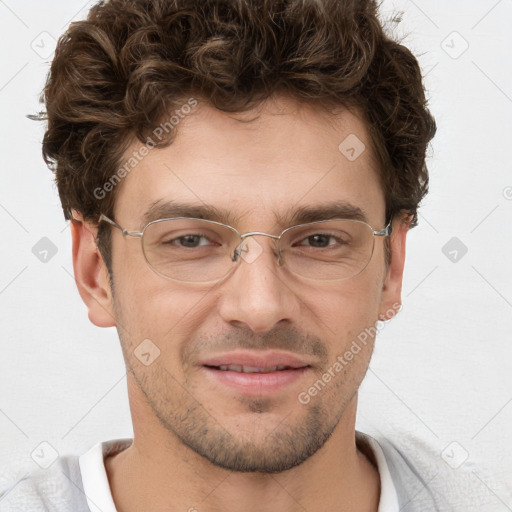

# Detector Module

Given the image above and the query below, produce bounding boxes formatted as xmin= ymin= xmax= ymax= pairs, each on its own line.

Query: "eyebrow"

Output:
xmin=141 ymin=199 xmax=369 ymax=229
xmin=283 ymin=202 xmax=369 ymax=225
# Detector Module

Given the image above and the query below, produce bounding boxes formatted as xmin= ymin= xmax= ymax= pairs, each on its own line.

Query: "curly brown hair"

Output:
xmin=35 ymin=0 xmax=436 ymax=273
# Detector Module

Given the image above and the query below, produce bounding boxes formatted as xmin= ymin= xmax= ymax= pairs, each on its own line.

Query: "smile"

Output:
xmin=211 ymin=364 xmax=294 ymax=373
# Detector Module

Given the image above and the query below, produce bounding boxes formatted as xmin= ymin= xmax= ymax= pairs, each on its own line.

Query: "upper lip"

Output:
xmin=200 ymin=351 xmax=312 ymax=369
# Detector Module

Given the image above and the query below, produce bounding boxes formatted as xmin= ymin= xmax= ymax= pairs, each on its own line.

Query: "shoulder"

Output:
xmin=368 ymin=434 xmax=441 ymax=511
xmin=0 ymin=455 xmax=89 ymax=512
xmin=362 ymin=431 xmax=491 ymax=512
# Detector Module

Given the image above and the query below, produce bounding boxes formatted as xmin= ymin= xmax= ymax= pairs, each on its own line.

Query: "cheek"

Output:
xmin=309 ymin=272 xmax=383 ymax=335
xmin=112 ymin=267 xmax=213 ymax=363
xmin=110 ymin=235 xmax=215 ymax=358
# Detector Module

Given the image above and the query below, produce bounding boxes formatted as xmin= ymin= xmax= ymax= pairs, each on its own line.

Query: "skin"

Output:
xmin=71 ymin=94 xmax=409 ymax=512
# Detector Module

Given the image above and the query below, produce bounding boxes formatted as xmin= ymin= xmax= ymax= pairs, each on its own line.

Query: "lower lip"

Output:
xmin=202 ymin=366 xmax=310 ymax=394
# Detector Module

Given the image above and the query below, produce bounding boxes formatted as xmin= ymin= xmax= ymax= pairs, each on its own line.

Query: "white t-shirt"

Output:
xmin=78 ymin=433 xmax=400 ymax=512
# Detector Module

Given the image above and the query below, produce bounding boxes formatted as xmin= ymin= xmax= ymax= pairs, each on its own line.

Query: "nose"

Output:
xmin=216 ymin=235 xmax=301 ymax=334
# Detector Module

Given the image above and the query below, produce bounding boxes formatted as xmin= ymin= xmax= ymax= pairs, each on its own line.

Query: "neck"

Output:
xmin=105 ymin=388 xmax=380 ymax=512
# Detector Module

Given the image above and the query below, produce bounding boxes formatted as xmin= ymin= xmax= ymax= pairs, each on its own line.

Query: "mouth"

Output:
xmin=199 ymin=351 xmax=313 ymax=394
xmin=204 ymin=364 xmax=307 ymax=373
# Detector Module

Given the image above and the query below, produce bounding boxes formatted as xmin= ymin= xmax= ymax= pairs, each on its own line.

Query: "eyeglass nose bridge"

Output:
xmin=232 ymin=231 xmax=283 ymax=263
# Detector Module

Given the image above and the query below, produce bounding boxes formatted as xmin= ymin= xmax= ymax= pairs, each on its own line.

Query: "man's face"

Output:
xmin=99 ymin=96 xmax=402 ymax=473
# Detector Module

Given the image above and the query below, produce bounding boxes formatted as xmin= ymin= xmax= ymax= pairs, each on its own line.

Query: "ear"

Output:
xmin=377 ymin=213 xmax=411 ymax=321
xmin=70 ymin=212 xmax=116 ymax=327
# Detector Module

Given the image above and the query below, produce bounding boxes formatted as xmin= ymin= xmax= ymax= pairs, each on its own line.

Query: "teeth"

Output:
xmin=217 ymin=365 xmax=291 ymax=373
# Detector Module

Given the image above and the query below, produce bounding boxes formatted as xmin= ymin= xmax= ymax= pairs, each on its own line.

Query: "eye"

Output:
xmin=299 ymin=234 xmax=335 ymax=248
xmin=163 ymin=234 xmax=216 ymax=248
xmin=170 ymin=235 xmax=210 ymax=247
xmin=295 ymin=232 xmax=350 ymax=248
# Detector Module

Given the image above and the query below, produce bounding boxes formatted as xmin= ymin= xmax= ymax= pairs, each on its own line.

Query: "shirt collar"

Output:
xmin=79 ymin=433 xmax=399 ymax=512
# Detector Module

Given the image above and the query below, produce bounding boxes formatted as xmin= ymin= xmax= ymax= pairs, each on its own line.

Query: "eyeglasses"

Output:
xmin=98 ymin=214 xmax=393 ymax=284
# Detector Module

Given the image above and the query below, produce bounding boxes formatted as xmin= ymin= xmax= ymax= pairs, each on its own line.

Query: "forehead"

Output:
xmin=114 ymin=95 xmax=386 ymax=229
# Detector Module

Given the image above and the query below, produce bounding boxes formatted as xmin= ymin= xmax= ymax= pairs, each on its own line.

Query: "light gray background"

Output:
xmin=0 ymin=0 xmax=510 ymax=509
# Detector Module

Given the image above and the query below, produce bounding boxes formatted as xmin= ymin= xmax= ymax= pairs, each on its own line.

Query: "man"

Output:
xmin=1 ymin=0 xmax=440 ymax=510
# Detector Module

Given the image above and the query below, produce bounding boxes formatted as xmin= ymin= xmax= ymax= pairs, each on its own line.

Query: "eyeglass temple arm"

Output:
xmin=98 ymin=214 xmax=142 ymax=238
xmin=374 ymin=216 xmax=393 ymax=237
